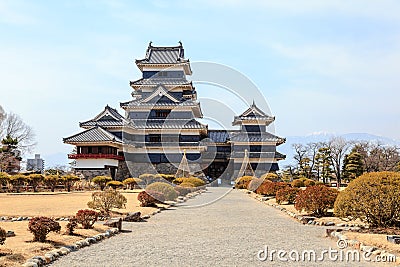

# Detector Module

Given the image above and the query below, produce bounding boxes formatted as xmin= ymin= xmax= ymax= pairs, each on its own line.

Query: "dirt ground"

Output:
xmin=0 ymin=190 xmax=158 ymax=266
xmin=0 ymin=190 xmax=157 ymax=217
xmin=0 ymin=221 xmax=109 ymax=266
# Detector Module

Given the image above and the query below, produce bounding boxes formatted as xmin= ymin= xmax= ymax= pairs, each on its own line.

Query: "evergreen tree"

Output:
xmin=342 ymin=151 xmax=364 ymax=181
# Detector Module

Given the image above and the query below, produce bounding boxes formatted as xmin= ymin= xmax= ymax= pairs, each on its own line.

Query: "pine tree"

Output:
xmin=342 ymin=151 xmax=364 ymax=181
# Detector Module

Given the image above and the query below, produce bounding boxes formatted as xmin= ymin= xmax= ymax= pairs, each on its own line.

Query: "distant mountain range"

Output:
xmin=42 ymin=132 xmax=400 ymax=169
xmin=278 ymin=132 xmax=400 ymax=166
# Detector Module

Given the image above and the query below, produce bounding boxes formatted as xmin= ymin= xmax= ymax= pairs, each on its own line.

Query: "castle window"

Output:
xmin=155 ymin=110 xmax=170 ymax=118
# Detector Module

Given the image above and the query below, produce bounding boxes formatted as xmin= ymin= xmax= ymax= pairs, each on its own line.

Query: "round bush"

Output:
xmin=106 ymin=181 xmax=124 ymax=189
xmin=256 ymin=181 xmax=289 ymax=196
xmin=173 ymin=177 xmax=206 ymax=187
xmin=334 ymin=172 xmax=400 ymax=227
xmin=137 ymin=190 xmax=165 ymax=207
xmin=92 ymin=176 xmax=112 ymax=190
xmin=179 ymin=182 xmax=195 ymax=188
xmin=75 ymin=209 xmax=99 ymax=229
xmin=303 ymin=179 xmax=316 ymax=187
xmin=175 ymin=186 xmax=191 ymax=196
xmin=276 ymin=187 xmax=301 ymax=204
xmin=260 ymin=173 xmax=279 ymax=182
xmin=145 ymin=182 xmax=178 ymax=201
xmin=295 ymin=185 xmax=338 ymax=217
xmin=234 ymin=176 xmax=255 ymax=189
xmin=28 ymin=217 xmax=61 ymax=242
xmin=291 ymin=179 xmax=304 ymax=188
xmin=123 ymin=178 xmax=143 ymax=189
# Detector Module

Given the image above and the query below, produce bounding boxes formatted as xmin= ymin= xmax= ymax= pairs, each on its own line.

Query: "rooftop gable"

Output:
xmin=63 ymin=126 xmax=122 ymax=144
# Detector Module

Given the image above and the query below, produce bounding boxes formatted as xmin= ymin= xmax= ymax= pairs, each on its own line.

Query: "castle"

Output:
xmin=63 ymin=42 xmax=285 ymax=181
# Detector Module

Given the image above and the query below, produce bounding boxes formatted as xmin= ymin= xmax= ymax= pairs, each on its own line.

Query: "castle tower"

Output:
xmin=120 ymin=42 xmax=207 ymax=176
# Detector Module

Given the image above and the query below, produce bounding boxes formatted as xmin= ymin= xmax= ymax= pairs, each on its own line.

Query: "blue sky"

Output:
xmin=1 ymin=0 xmax=400 ymax=163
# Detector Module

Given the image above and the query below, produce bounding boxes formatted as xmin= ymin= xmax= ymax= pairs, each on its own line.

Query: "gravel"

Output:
xmin=50 ymin=188 xmax=377 ymax=267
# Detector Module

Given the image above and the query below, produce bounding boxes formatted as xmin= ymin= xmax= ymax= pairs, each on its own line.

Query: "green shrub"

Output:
xmin=61 ymin=174 xmax=79 ymax=192
xmin=0 ymin=227 xmax=6 ymax=245
xmin=28 ymin=174 xmax=44 ymax=192
xmin=175 ymin=186 xmax=191 ymax=196
xmin=334 ymin=172 xmax=400 ymax=227
xmin=139 ymin=173 xmax=156 ymax=185
xmin=75 ymin=209 xmax=99 ymax=229
xmin=234 ymin=176 xmax=255 ymax=189
xmin=179 ymin=182 xmax=195 ymax=188
xmin=159 ymin=174 xmax=175 ymax=182
xmin=295 ymin=185 xmax=338 ymax=217
xmin=260 ymin=173 xmax=279 ymax=182
xmin=137 ymin=190 xmax=165 ymax=207
xmin=173 ymin=177 xmax=206 ymax=187
xmin=106 ymin=181 xmax=124 ymax=189
xmin=145 ymin=182 xmax=178 ymax=201
xmin=44 ymin=174 xmax=61 ymax=192
xmin=92 ymin=176 xmax=112 ymax=191
xmin=28 ymin=217 xmax=61 ymax=242
xmin=255 ymin=181 xmax=289 ymax=196
xmin=87 ymin=188 xmax=127 ymax=214
xmin=123 ymin=178 xmax=143 ymax=189
xmin=276 ymin=187 xmax=300 ymax=204
xmin=291 ymin=177 xmax=315 ymax=188
xmin=10 ymin=174 xmax=27 ymax=193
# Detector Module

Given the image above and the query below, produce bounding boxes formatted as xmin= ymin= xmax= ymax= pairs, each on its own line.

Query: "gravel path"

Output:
xmin=51 ymin=188 xmax=381 ymax=266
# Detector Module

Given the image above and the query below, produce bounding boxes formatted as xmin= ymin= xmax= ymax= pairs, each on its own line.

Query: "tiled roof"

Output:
xmin=80 ymin=120 xmax=124 ymax=127
xmin=230 ymin=132 xmax=285 ymax=144
xmin=63 ymin=126 xmax=122 ymax=143
xmin=120 ymin=99 xmax=198 ymax=108
xmin=132 ymin=119 xmax=206 ymax=129
xmin=207 ymin=130 xmax=230 ymax=143
xmin=136 ymin=42 xmax=188 ymax=64
xmin=130 ymin=78 xmax=192 ymax=86
xmin=80 ymin=105 xmax=127 ymax=128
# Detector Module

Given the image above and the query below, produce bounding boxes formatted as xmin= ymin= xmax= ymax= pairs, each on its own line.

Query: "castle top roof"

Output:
xmin=136 ymin=41 xmax=188 ymax=65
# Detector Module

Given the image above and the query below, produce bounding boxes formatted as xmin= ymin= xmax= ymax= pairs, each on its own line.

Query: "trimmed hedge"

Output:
xmin=145 ymin=182 xmax=178 ymax=201
xmin=92 ymin=176 xmax=112 ymax=190
xmin=106 ymin=181 xmax=124 ymax=189
xmin=173 ymin=177 xmax=205 ymax=187
xmin=235 ymin=176 xmax=255 ymax=189
xmin=291 ymin=177 xmax=316 ymax=188
xmin=334 ymin=172 xmax=400 ymax=227
xmin=295 ymin=185 xmax=338 ymax=217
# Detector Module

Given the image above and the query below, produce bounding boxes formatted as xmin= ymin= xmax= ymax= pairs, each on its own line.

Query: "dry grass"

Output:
xmin=0 ymin=221 xmax=108 ymax=266
xmin=0 ymin=190 xmax=157 ymax=217
xmin=0 ymin=190 xmax=158 ymax=266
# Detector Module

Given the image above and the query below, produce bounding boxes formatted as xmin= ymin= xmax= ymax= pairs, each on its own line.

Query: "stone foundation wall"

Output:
xmin=115 ymin=160 xmax=130 ymax=181
xmin=76 ymin=169 xmax=111 ymax=180
xmin=122 ymin=161 xmax=205 ymax=178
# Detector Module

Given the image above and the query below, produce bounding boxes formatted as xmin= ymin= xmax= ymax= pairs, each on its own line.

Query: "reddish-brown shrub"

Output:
xmin=0 ymin=227 xmax=6 ymax=245
xmin=28 ymin=217 xmax=61 ymax=242
xmin=256 ymin=181 xmax=289 ymax=196
xmin=295 ymin=185 xmax=338 ymax=217
xmin=137 ymin=190 xmax=165 ymax=207
xmin=65 ymin=217 xmax=78 ymax=235
xmin=276 ymin=187 xmax=300 ymax=204
xmin=75 ymin=209 xmax=99 ymax=229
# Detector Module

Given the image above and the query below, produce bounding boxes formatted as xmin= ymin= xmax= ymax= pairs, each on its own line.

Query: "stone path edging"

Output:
xmin=21 ymin=188 xmax=207 ymax=267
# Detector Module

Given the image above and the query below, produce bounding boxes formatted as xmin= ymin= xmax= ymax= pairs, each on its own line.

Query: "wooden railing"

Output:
xmin=68 ymin=154 xmax=124 ymax=160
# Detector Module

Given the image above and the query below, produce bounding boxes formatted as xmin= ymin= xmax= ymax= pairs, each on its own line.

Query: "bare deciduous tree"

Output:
xmin=0 ymin=112 xmax=35 ymax=153
xmin=327 ymin=137 xmax=353 ymax=187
